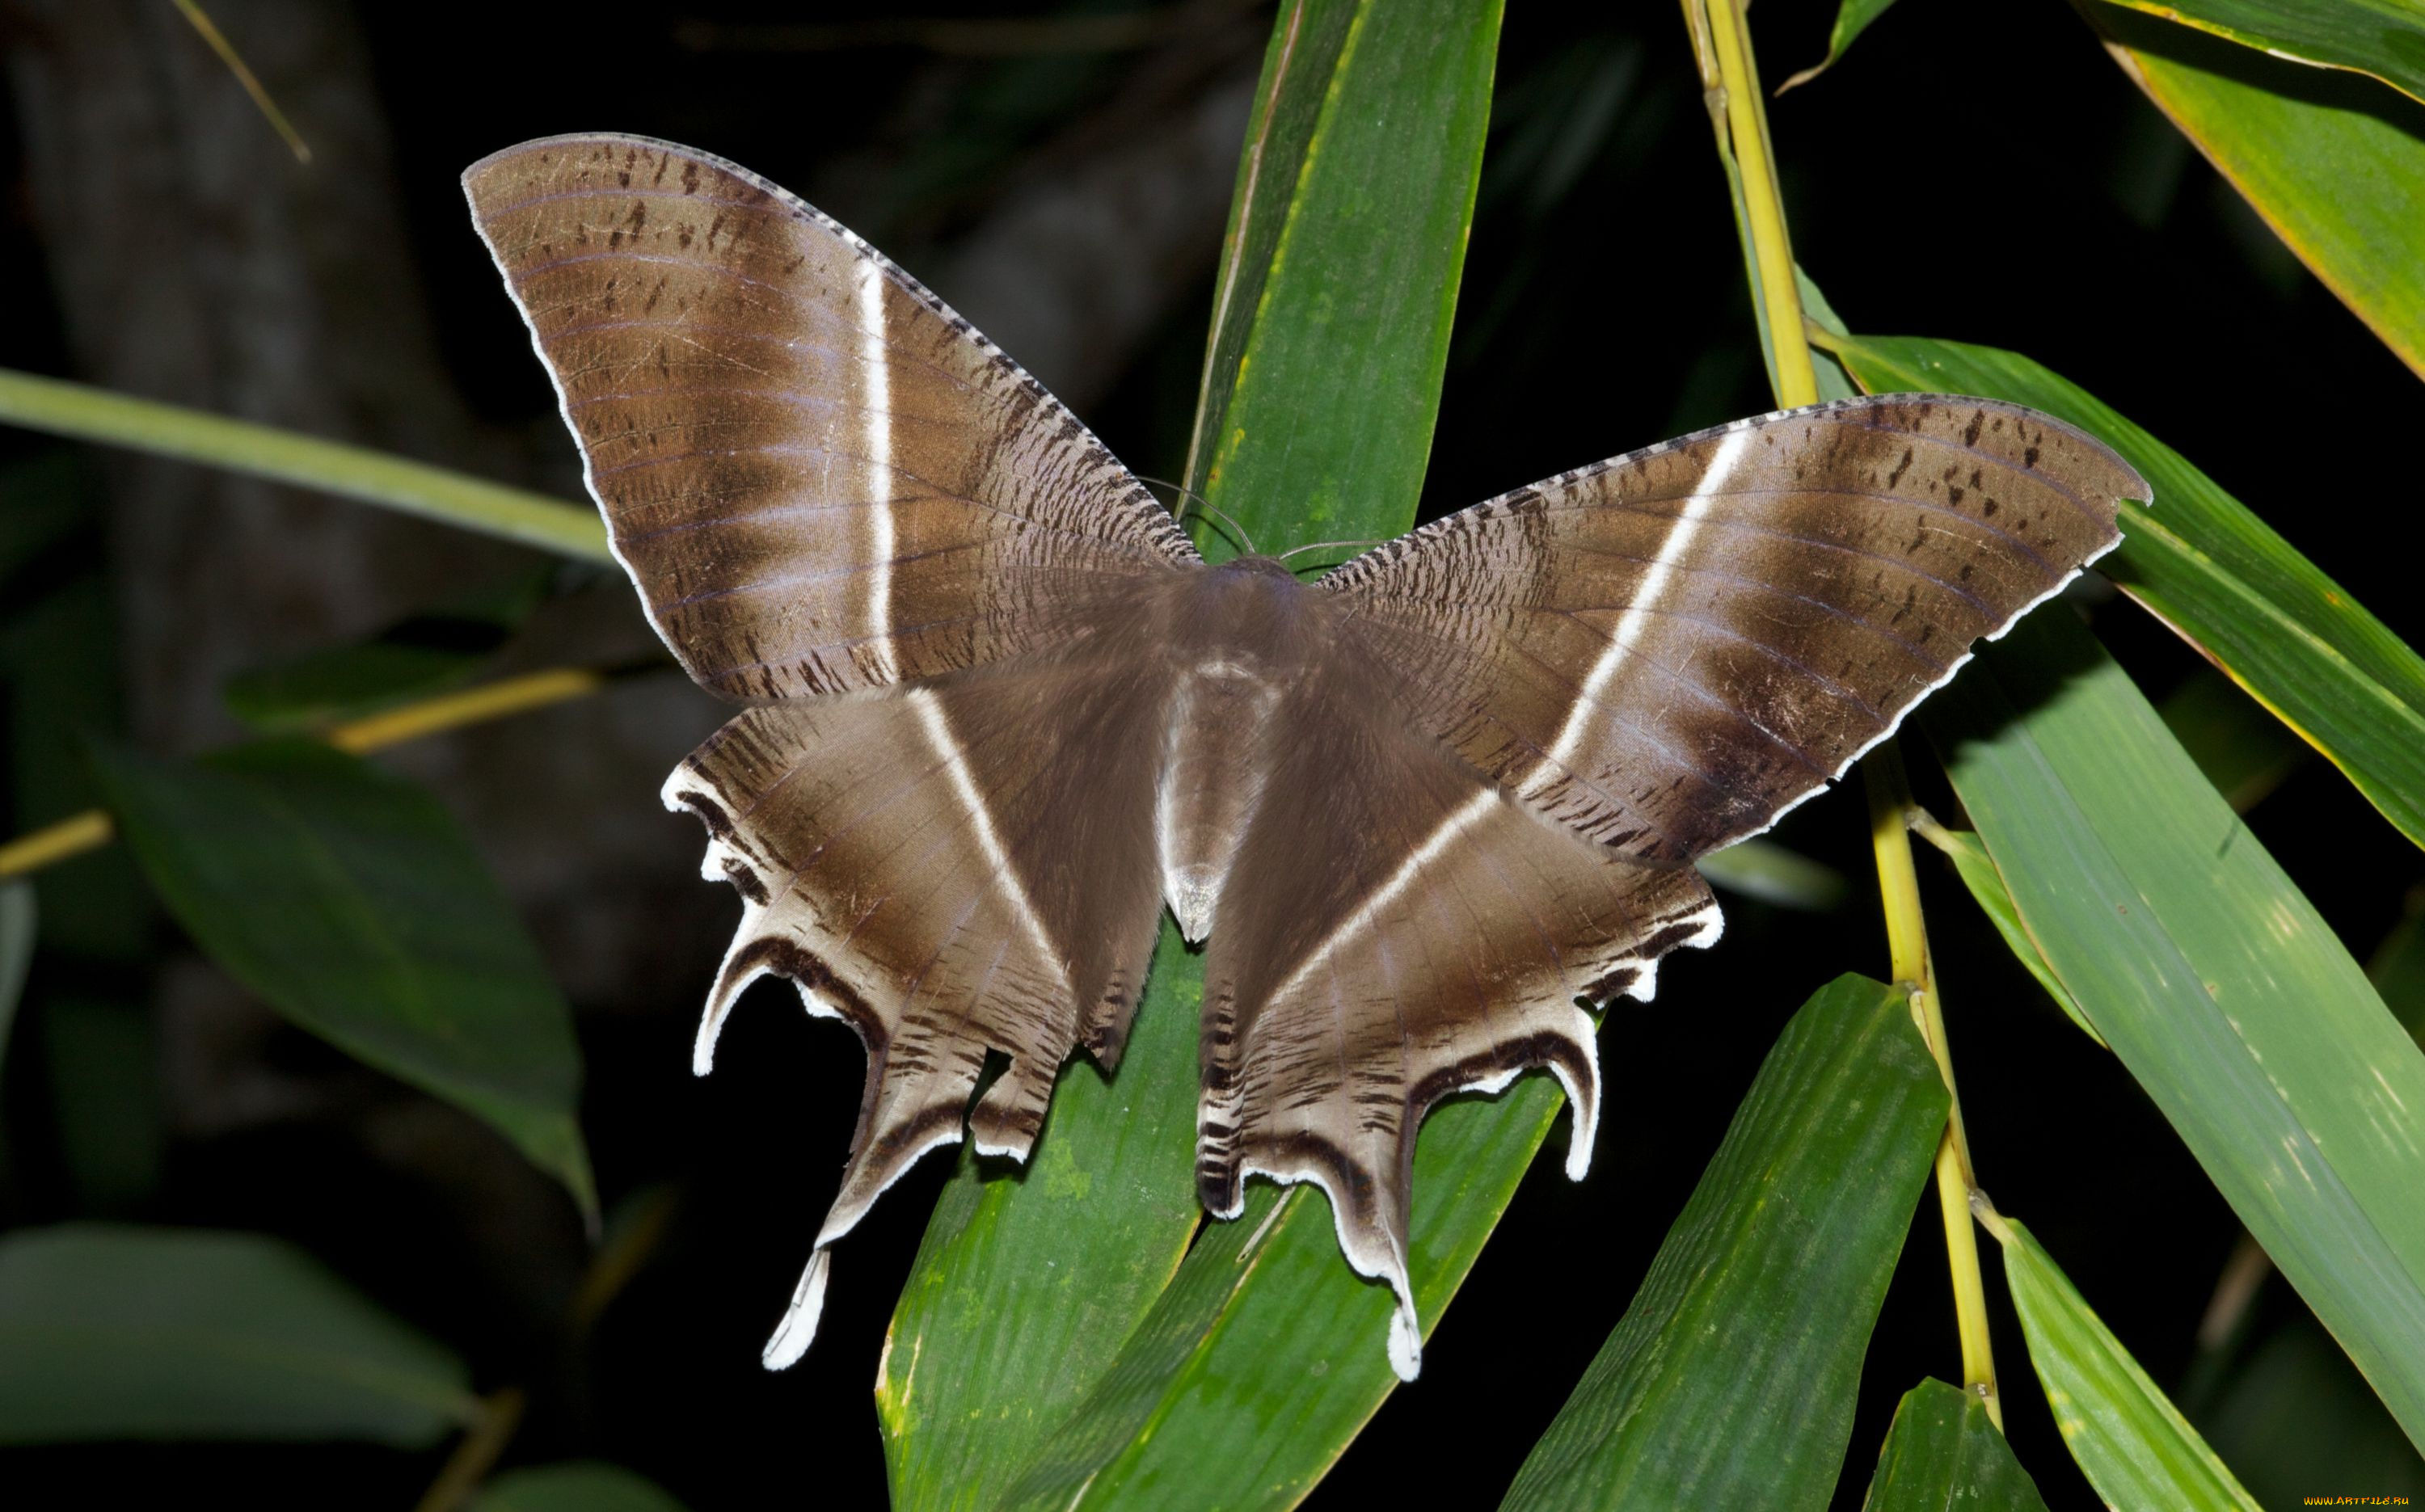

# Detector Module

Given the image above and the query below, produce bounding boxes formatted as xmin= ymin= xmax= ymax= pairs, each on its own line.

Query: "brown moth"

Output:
xmin=464 ymin=133 xmax=2148 ymax=1381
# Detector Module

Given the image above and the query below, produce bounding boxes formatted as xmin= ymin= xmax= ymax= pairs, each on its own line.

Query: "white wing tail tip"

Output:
xmin=1386 ymin=1291 xmax=1423 ymax=1382
xmin=762 ymin=1247 xmax=832 ymax=1371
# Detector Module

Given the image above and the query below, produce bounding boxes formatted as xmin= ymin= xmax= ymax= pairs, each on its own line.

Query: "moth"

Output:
xmin=465 ymin=133 xmax=2147 ymax=1381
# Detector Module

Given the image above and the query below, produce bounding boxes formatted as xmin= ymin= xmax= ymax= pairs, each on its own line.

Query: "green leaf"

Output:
xmin=86 ymin=738 xmax=597 ymax=1224
xmin=2369 ymin=891 xmax=2425 ymax=1044
xmin=1002 ymin=1072 xmax=1561 ymax=1509
xmin=1502 ymin=975 xmax=1948 ymax=1510
xmin=879 ymin=922 xmax=1203 ymax=1508
xmin=1911 ymin=821 xmax=2105 ymax=1048
xmin=0 ymin=880 xmax=30 ymax=1082
xmin=2089 ymin=3 xmax=2425 ymax=379
xmin=2159 ymin=667 xmax=2306 ymax=813
xmin=1698 ymin=837 xmax=1849 ymax=912
xmin=469 ymin=1463 xmax=690 ymax=1512
xmin=43 ymin=996 xmax=162 ymax=1212
xmin=1924 ymin=610 xmax=2425 ymax=1451
xmin=2101 ymin=0 xmax=2425 ymax=107
xmin=222 ymin=571 xmax=552 ymax=734
xmin=1832 ymin=332 xmax=2425 ymax=853
xmin=884 ymin=3 xmax=1505 ymax=1504
xmin=0 ymin=1223 xmax=478 ymax=1445
xmin=1778 ymin=0 xmax=1904 ymax=93
xmin=1995 ymin=1218 xmax=2262 ymax=1509
xmin=1860 ymin=1378 xmax=2051 ymax=1512
xmin=2191 ymin=1310 xmax=2425 ymax=1506
xmin=0 ymin=365 xmax=609 ymax=561
xmin=1187 ymin=0 xmax=1500 ymax=556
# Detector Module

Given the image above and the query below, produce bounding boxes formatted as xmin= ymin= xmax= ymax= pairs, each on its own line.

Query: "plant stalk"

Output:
xmin=0 ymin=367 xmax=610 ymax=562
xmin=1691 ymin=0 xmax=2003 ymax=1430
xmin=0 ymin=666 xmax=613 ymax=882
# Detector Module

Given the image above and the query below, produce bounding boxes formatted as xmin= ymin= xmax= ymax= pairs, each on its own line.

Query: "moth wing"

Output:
xmin=1322 ymin=395 xmax=2147 ymax=860
xmin=464 ymin=133 xmax=1192 ymax=703
xmin=672 ymin=634 xmax=1170 ymax=1366
xmin=1195 ymin=651 xmax=1721 ymax=1380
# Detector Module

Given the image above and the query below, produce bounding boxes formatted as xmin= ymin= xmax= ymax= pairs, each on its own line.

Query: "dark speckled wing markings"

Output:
xmin=461 ymin=133 xmax=1194 ymax=702
xmin=1323 ymin=398 xmax=2148 ymax=861
xmin=464 ymin=133 xmax=1184 ymax=1368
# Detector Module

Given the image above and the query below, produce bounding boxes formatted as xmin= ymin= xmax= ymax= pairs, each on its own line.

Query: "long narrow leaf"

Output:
xmin=1913 ymin=823 xmax=2104 ymax=1047
xmin=0 ymin=1224 xmax=478 ymax=1445
xmin=2099 ymin=0 xmax=2425 ymax=107
xmin=1502 ymin=975 xmax=1946 ymax=1510
xmin=1860 ymin=1379 xmax=2051 ymax=1512
xmin=88 ymin=738 xmax=597 ymax=1224
xmin=0 ymin=880 xmax=30 ymax=1081
xmin=1995 ymin=1218 xmax=2262 ymax=1509
xmin=879 ymin=923 xmax=1202 ymax=1508
xmin=0 ymin=367 xmax=609 ymax=562
xmin=2089 ymin=3 xmax=2425 ymax=379
xmin=882 ymin=3 xmax=1505 ymax=1502
xmin=1924 ymin=610 xmax=2425 ymax=1449
xmin=1832 ymin=332 xmax=2425 ymax=853
xmin=469 ymin=1463 xmax=690 ymax=1512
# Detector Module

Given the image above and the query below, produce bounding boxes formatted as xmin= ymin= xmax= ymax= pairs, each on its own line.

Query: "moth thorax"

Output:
xmin=1156 ymin=659 xmax=1284 ymax=941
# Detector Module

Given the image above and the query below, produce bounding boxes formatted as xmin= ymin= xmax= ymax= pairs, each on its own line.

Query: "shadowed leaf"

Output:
xmin=87 ymin=738 xmax=596 ymax=1224
xmin=0 ymin=1224 xmax=477 ymax=1445
xmin=469 ymin=1463 xmax=690 ymax=1512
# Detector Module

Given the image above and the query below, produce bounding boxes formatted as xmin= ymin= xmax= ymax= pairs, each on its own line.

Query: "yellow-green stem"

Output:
xmin=411 ymin=1387 xmax=525 ymax=1512
xmin=0 ymin=666 xmax=612 ymax=882
xmin=0 ymin=367 xmax=610 ymax=562
xmin=1692 ymin=0 xmax=2002 ymax=1430
xmin=170 ymin=0 xmax=313 ymax=163
xmin=1867 ymin=747 xmax=2001 ymax=1429
xmin=1700 ymin=0 xmax=1819 ymax=410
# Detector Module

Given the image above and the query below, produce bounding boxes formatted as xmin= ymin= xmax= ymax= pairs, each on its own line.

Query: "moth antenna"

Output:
xmin=1137 ymin=474 xmax=1257 ymax=558
xmin=1276 ymin=538 xmax=1385 ymax=572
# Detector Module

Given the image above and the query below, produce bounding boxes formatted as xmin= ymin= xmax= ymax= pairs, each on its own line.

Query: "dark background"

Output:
xmin=2 ymin=1 xmax=2419 ymax=1506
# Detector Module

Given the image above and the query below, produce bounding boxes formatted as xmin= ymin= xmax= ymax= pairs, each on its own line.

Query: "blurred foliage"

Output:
xmin=0 ymin=1 xmax=2420 ymax=1508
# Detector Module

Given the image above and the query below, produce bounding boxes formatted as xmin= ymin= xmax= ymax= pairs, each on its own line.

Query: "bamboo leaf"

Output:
xmin=2099 ymin=0 xmax=2425 ymax=107
xmin=1924 ymin=610 xmax=2425 ymax=1450
xmin=2370 ymin=891 xmax=2425 ymax=1044
xmin=1911 ymin=821 xmax=2105 ymax=1048
xmin=0 ymin=880 xmax=29 ymax=1082
xmin=879 ymin=923 xmax=1202 ymax=1506
xmin=0 ymin=1223 xmax=478 ymax=1445
xmin=223 ymin=571 xmax=553 ymax=734
xmin=0 ymin=367 xmax=609 ymax=562
xmin=2089 ymin=3 xmax=2425 ymax=379
xmin=1501 ymin=975 xmax=1947 ymax=1510
xmin=1778 ymin=0 xmax=1904 ymax=93
xmin=87 ymin=739 xmax=597 ymax=1225
xmin=1860 ymin=1378 xmax=2051 ymax=1512
xmin=1832 ymin=332 xmax=2425 ymax=853
xmin=883 ymin=3 xmax=1504 ymax=1504
xmin=2159 ymin=667 xmax=2306 ymax=813
xmin=1698 ymin=838 xmax=1849 ymax=912
xmin=469 ymin=1464 xmax=690 ymax=1512
xmin=1995 ymin=1218 xmax=2262 ymax=1509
